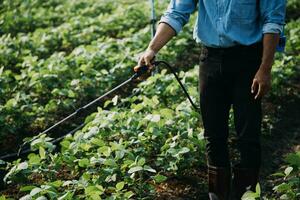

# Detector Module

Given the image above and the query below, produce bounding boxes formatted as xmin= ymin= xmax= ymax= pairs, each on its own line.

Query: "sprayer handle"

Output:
xmin=135 ymin=64 xmax=149 ymax=76
xmin=133 ymin=57 xmax=157 ymax=78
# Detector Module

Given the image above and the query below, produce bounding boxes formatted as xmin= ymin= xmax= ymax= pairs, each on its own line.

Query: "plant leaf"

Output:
xmin=144 ymin=165 xmax=156 ymax=173
xmin=116 ymin=182 xmax=125 ymax=191
xmin=153 ymin=174 xmax=167 ymax=183
xmin=128 ymin=166 xmax=143 ymax=174
xmin=284 ymin=166 xmax=293 ymax=177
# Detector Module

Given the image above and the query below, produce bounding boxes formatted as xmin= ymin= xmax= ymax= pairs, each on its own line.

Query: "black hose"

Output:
xmin=154 ymin=61 xmax=200 ymax=112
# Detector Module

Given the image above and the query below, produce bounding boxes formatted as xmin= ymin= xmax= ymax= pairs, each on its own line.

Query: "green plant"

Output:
xmin=3 ymin=67 xmax=205 ymax=199
xmin=241 ymin=183 xmax=261 ymax=200
xmin=271 ymin=151 xmax=300 ymax=200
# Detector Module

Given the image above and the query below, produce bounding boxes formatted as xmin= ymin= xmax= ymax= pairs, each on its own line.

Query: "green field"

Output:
xmin=0 ymin=0 xmax=299 ymax=199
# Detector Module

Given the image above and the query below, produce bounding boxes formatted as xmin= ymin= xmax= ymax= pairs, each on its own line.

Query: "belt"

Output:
xmin=204 ymin=42 xmax=263 ymax=53
xmin=203 ymin=42 xmax=263 ymax=57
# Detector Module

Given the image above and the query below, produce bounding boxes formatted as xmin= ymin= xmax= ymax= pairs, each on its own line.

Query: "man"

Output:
xmin=134 ymin=0 xmax=286 ymax=199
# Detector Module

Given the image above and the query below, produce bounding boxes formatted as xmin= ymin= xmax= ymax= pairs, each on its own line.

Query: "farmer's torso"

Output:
xmin=160 ymin=0 xmax=285 ymax=48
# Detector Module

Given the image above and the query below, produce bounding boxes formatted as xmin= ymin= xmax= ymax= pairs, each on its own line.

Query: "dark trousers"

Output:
xmin=199 ymin=42 xmax=263 ymax=168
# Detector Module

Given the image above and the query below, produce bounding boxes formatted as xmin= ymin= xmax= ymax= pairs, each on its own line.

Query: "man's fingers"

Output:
xmin=252 ymin=78 xmax=264 ymax=99
xmin=253 ymin=81 xmax=271 ymax=99
xmin=137 ymin=57 xmax=144 ymax=68
xmin=145 ymin=59 xmax=150 ymax=67
xmin=134 ymin=58 xmax=153 ymax=74
xmin=135 ymin=49 xmax=156 ymax=74
xmin=255 ymin=83 xmax=266 ymax=99
xmin=251 ymin=69 xmax=272 ymax=99
xmin=134 ymin=65 xmax=140 ymax=72
xmin=145 ymin=57 xmax=155 ymax=71
xmin=251 ymin=79 xmax=258 ymax=94
xmin=255 ymin=83 xmax=261 ymax=99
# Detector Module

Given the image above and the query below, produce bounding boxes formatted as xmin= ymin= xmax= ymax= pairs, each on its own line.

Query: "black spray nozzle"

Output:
xmin=133 ymin=60 xmax=159 ymax=79
xmin=134 ymin=56 xmax=158 ymax=77
xmin=135 ymin=64 xmax=149 ymax=77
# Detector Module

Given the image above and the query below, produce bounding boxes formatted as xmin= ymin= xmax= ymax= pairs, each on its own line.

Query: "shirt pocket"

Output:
xmin=230 ymin=0 xmax=258 ymax=23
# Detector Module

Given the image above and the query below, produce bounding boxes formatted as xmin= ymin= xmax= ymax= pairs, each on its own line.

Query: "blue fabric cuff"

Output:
xmin=159 ymin=16 xmax=183 ymax=35
xmin=262 ymin=23 xmax=283 ymax=34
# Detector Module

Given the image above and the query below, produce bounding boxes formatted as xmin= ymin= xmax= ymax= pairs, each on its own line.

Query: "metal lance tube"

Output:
xmin=150 ymin=0 xmax=156 ymax=38
xmin=149 ymin=0 xmax=158 ymax=74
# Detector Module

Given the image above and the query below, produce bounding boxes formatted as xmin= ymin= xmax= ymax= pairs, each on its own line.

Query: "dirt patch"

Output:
xmin=155 ymin=167 xmax=209 ymax=200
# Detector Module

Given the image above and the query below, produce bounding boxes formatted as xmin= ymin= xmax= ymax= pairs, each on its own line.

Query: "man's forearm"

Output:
xmin=260 ymin=33 xmax=280 ymax=71
xmin=252 ymin=33 xmax=280 ymax=99
xmin=147 ymin=22 xmax=176 ymax=53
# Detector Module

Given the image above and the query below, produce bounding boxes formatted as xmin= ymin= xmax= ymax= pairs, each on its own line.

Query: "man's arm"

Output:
xmin=251 ymin=33 xmax=280 ymax=99
xmin=135 ymin=0 xmax=197 ymax=71
xmin=261 ymin=34 xmax=280 ymax=69
xmin=251 ymin=0 xmax=286 ymax=99
xmin=136 ymin=23 xmax=176 ymax=70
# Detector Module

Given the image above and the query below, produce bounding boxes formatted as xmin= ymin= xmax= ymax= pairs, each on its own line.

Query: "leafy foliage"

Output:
xmin=0 ymin=0 xmax=199 ymax=149
xmin=4 ymin=67 xmax=205 ymax=199
xmin=286 ymin=0 xmax=300 ymax=20
xmin=270 ymin=151 xmax=300 ymax=200
xmin=0 ymin=0 xmax=299 ymax=199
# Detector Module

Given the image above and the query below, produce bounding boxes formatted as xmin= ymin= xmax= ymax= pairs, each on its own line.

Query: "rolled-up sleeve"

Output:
xmin=159 ymin=0 xmax=197 ymax=34
xmin=260 ymin=0 xmax=286 ymax=34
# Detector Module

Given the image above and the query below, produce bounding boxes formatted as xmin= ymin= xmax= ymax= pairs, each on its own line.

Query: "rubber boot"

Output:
xmin=232 ymin=165 xmax=260 ymax=200
xmin=208 ymin=165 xmax=231 ymax=200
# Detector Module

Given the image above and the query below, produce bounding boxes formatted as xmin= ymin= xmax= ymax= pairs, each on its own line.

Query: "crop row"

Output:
xmin=2 ymin=66 xmax=204 ymax=199
xmin=0 ymin=2 xmax=149 ymax=71
xmin=3 ymin=34 xmax=299 ymax=197
xmin=1 ymin=0 xmax=299 ymax=199
xmin=0 ymin=29 xmax=148 ymax=143
xmin=0 ymin=14 xmax=199 ymax=155
xmin=0 ymin=0 xmax=117 ymax=36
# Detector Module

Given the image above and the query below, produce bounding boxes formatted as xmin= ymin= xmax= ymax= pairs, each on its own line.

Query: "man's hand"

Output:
xmin=251 ymin=33 xmax=279 ymax=99
xmin=251 ymin=67 xmax=272 ymax=99
xmin=134 ymin=49 xmax=156 ymax=73
xmin=133 ymin=22 xmax=176 ymax=73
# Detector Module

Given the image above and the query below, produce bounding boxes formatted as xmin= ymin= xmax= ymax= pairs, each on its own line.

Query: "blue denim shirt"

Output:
xmin=160 ymin=0 xmax=286 ymax=47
